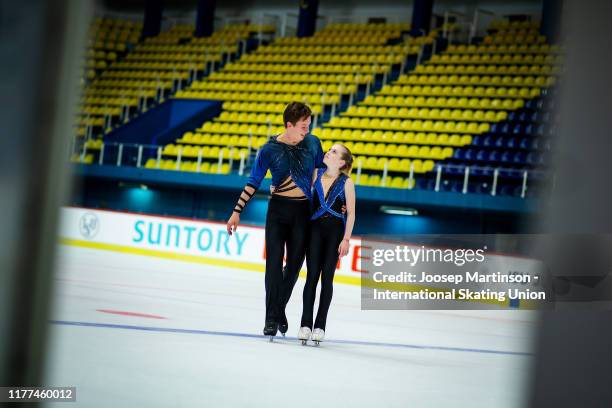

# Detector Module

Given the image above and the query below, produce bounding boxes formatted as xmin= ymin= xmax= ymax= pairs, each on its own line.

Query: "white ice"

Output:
xmin=43 ymin=245 xmax=537 ymax=408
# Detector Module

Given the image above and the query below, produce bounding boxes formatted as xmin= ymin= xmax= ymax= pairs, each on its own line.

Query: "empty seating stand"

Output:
xmin=312 ymin=20 xmax=560 ymax=196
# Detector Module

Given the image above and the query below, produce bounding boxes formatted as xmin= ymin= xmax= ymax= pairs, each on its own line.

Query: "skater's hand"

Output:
xmin=338 ymin=238 xmax=350 ymax=258
xmin=341 ymin=205 xmax=347 ymax=215
xmin=227 ymin=212 xmax=240 ymax=236
xmin=270 ymin=185 xmax=276 ymax=194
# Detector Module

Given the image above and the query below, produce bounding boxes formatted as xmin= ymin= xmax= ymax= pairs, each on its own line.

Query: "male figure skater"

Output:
xmin=226 ymin=102 xmax=324 ymax=338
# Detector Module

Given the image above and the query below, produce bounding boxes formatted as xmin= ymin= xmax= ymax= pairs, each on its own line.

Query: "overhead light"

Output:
xmin=380 ymin=206 xmax=418 ymax=216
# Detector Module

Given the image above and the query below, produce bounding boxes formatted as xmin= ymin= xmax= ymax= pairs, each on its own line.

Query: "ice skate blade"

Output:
xmin=301 ymin=339 xmax=307 ymax=346
xmin=314 ymin=340 xmax=321 ymax=346
xmin=269 ymin=336 xmax=274 ymax=342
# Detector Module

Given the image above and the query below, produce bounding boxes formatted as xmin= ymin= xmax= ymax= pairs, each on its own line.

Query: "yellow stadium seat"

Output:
xmin=182 ymin=132 xmax=195 ymax=143
xmin=423 ymin=160 xmax=435 ymax=172
xmin=388 ymin=158 xmax=400 ymax=171
xmin=390 ymin=176 xmax=404 ymax=188
xmin=357 ymin=174 xmax=369 ymax=186
xmin=466 ymin=122 xmax=479 ymax=133
xmin=384 ymin=144 xmax=396 ymax=155
xmin=369 ymin=175 xmax=381 ymax=186
xmin=444 ymin=122 xmax=456 ymax=132
xmin=362 ymin=130 xmax=373 ymax=141
xmin=430 ymin=147 xmax=442 ymax=159
xmin=365 ymin=156 xmax=377 ymax=169
xmin=458 ymin=135 xmax=471 ymax=145
xmin=412 ymin=160 xmax=423 ymax=172
xmin=418 ymin=146 xmax=431 ymax=158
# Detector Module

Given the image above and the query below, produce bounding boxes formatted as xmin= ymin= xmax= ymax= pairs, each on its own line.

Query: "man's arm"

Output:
xmin=227 ymin=148 xmax=269 ymax=235
xmin=232 ymin=185 xmax=256 ymax=216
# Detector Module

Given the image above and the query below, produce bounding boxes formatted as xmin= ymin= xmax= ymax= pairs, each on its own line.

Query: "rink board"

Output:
xmin=58 ymin=207 xmax=541 ymax=308
xmin=58 ymin=206 xmax=364 ymax=280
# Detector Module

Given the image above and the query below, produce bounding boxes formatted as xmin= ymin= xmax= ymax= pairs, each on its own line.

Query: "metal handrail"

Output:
xmin=470 ymin=8 xmax=497 ymax=44
xmin=74 ymin=141 xmax=547 ymax=197
xmin=281 ymin=12 xmax=299 ymax=37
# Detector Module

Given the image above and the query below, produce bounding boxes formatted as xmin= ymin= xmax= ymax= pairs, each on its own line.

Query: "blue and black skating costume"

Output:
xmin=301 ymin=168 xmax=348 ymax=331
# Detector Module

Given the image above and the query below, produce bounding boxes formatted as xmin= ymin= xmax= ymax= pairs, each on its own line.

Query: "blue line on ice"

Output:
xmin=49 ymin=320 xmax=533 ymax=357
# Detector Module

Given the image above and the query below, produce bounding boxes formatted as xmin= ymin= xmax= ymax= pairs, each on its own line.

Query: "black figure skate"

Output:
xmin=263 ymin=320 xmax=278 ymax=342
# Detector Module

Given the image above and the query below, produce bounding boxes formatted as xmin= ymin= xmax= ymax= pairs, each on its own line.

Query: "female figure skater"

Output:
xmin=298 ymin=144 xmax=356 ymax=345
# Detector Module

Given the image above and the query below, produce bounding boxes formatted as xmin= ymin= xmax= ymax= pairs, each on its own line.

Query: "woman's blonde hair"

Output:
xmin=337 ymin=144 xmax=353 ymax=176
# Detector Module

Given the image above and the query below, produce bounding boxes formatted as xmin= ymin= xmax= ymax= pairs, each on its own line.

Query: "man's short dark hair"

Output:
xmin=283 ymin=102 xmax=312 ymax=128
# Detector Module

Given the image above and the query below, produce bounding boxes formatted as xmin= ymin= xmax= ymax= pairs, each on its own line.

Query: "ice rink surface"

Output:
xmin=43 ymin=245 xmax=537 ymax=407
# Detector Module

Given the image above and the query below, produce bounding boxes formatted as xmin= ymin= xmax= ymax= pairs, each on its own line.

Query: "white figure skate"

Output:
xmin=312 ymin=328 xmax=325 ymax=346
xmin=297 ymin=327 xmax=312 ymax=346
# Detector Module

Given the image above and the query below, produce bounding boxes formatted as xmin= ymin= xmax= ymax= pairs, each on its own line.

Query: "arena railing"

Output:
xmin=73 ymin=141 xmax=547 ymax=197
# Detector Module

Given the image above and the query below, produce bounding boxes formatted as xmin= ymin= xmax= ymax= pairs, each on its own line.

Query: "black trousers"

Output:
xmin=301 ymin=216 xmax=344 ymax=331
xmin=264 ymin=195 xmax=310 ymax=322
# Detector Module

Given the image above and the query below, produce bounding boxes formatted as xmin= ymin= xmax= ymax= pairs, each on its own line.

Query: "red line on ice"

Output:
xmin=96 ymin=309 xmax=167 ymax=319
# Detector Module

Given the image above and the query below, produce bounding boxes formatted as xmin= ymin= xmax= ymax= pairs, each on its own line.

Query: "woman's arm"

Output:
xmin=338 ymin=178 xmax=356 ymax=257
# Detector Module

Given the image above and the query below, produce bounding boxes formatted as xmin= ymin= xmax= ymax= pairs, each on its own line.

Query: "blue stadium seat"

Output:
xmin=450 ymin=180 xmax=463 ymax=193
xmin=495 ymin=136 xmax=505 ymax=148
xmin=469 ymin=182 xmax=490 ymax=194
xmin=416 ymin=178 xmax=429 ymax=190
xmin=499 ymin=185 xmax=514 ymax=196
xmin=526 ymin=152 xmax=541 ymax=166
xmin=488 ymin=150 xmax=500 ymax=162
xmin=446 ymin=165 xmax=464 ymax=175
xmin=513 ymin=152 xmax=526 ymax=164
xmin=464 ymin=149 xmax=475 ymax=161
xmin=471 ymin=167 xmax=493 ymax=177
